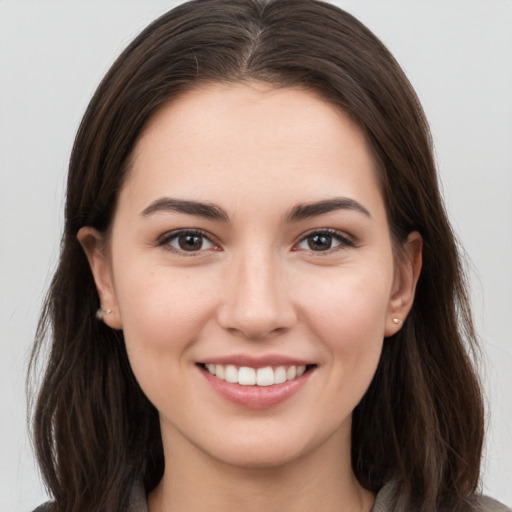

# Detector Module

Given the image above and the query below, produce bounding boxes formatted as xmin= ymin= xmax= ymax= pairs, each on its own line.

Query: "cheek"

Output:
xmin=298 ymin=261 xmax=393 ymax=371
xmin=111 ymin=260 xmax=224 ymax=411
xmin=299 ymin=270 xmax=390 ymax=418
xmin=306 ymin=267 xmax=391 ymax=329
xmin=112 ymin=259 xmax=220 ymax=356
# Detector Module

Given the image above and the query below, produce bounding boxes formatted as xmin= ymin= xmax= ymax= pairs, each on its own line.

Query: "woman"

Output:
xmin=29 ymin=1 xmax=509 ymax=511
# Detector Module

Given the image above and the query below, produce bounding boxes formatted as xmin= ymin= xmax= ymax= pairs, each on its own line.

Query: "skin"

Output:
xmin=79 ymin=82 xmax=422 ymax=512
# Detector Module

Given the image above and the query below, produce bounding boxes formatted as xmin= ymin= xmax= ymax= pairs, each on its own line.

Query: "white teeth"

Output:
xmin=225 ymin=364 xmax=238 ymax=383
xmin=204 ymin=363 xmax=309 ymax=386
xmin=286 ymin=366 xmax=296 ymax=380
xmin=215 ymin=364 xmax=225 ymax=380
xmin=274 ymin=366 xmax=287 ymax=384
xmin=238 ymin=366 xmax=256 ymax=385
xmin=256 ymin=366 xmax=274 ymax=386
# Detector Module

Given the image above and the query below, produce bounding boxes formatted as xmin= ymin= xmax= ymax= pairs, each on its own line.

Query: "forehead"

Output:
xmin=122 ymin=81 xmax=384 ymax=218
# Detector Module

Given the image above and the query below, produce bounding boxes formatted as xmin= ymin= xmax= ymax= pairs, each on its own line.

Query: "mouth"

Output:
xmin=199 ymin=363 xmax=315 ymax=387
xmin=197 ymin=356 xmax=317 ymax=408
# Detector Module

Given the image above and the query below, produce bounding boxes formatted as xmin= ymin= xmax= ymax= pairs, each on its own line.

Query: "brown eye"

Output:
xmin=307 ymin=234 xmax=334 ymax=251
xmin=161 ymin=230 xmax=216 ymax=253
xmin=295 ymin=230 xmax=353 ymax=253
xmin=177 ymin=234 xmax=204 ymax=251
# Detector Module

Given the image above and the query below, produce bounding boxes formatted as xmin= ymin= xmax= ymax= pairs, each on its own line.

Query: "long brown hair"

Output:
xmin=29 ymin=1 xmax=484 ymax=511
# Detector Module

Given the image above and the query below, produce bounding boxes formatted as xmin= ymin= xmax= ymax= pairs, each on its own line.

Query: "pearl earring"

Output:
xmin=95 ymin=308 xmax=112 ymax=320
xmin=392 ymin=317 xmax=402 ymax=324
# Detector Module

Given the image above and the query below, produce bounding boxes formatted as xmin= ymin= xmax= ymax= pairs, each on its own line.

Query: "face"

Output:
xmin=80 ymin=82 xmax=420 ymax=470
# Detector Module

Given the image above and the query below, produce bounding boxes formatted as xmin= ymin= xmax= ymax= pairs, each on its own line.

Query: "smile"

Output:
xmin=203 ymin=364 xmax=307 ymax=386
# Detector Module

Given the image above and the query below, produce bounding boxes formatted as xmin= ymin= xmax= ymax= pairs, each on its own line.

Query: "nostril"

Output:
xmin=228 ymin=326 xmax=288 ymax=341
xmin=218 ymin=307 xmax=297 ymax=340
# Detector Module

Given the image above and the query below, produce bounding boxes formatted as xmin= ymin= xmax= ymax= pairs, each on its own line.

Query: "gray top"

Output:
xmin=126 ymin=480 xmax=511 ymax=512
xmin=33 ymin=480 xmax=511 ymax=511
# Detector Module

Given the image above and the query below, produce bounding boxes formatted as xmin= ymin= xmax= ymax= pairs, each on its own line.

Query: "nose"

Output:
xmin=217 ymin=249 xmax=297 ymax=340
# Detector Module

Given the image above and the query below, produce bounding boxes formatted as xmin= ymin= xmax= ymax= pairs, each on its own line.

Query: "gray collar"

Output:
xmin=128 ymin=480 xmax=397 ymax=512
xmin=128 ymin=480 xmax=511 ymax=512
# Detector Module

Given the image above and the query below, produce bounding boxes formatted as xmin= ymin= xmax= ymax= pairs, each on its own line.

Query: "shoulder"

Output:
xmin=30 ymin=480 xmax=147 ymax=512
xmin=31 ymin=504 xmax=52 ymax=512
xmin=372 ymin=482 xmax=511 ymax=512
xmin=476 ymin=495 xmax=511 ymax=512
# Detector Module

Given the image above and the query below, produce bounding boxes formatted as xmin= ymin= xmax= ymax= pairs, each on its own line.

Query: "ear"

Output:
xmin=77 ymin=227 xmax=123 ymax=329
xmin=385 ymin=231 xmax=422 ymax=336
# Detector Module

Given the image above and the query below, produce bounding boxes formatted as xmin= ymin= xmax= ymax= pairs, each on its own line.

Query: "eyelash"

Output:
xmin=294 ymin=228 xmax=355 ymax=254
xmin=157 ymin=228 xmax=355 ymax=256
xmin=157 ymin=229 xmax=219 ymax=256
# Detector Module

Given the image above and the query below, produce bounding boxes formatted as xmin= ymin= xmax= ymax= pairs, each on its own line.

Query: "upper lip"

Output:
xmin=198 ymin=354 xmax=315 ymax=368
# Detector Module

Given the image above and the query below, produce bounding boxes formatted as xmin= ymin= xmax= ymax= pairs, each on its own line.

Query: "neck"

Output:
xmin=148 ymin=426 xmax=375 ymax=512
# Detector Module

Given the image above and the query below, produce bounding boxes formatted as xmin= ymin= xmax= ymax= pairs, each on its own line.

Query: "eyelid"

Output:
xmin=155 ymin=227 xmax=354 ymax=256
xmin=293 ymin=228 xmax=355 ymax=253
xmin=157 ymin=228 xmax=221 ymax=255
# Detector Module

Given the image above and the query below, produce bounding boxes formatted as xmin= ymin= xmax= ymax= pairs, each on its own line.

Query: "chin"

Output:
xmin=209 ymin=442 xmax=310 ymax=470
xmin=186 ymin=418 xmax=350 ymax=472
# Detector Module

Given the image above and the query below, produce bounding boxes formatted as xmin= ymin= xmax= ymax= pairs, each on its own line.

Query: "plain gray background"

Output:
xmin=1 ymin=1 xmax=511 ymax=510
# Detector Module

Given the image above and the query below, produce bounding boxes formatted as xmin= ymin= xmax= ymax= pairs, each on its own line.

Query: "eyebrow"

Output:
xmin=140 ymin=197 xmax=229 ymax=221
xmin=140 ymin=196 xmax=371 ymax=222
xmin=286 ymin=197 xmax=371 ymax=222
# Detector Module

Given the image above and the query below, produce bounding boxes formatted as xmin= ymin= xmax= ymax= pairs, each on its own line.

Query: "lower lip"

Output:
xmin=199 ymin=366 xmax=313 ymax=409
